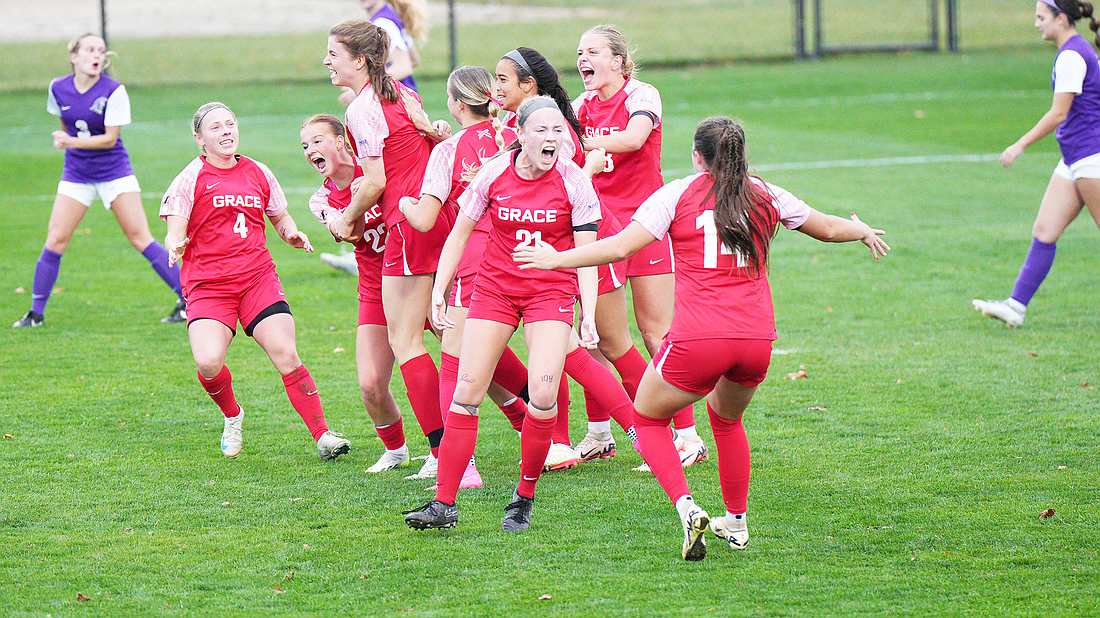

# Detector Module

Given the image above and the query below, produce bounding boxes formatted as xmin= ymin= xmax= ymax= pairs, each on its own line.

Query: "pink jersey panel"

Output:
xmin=308 ymin=162 xmax=386 ymax=304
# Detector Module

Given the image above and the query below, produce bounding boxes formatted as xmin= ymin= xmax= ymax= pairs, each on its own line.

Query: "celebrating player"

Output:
xmin=404 ymin=97 xmax=601 ymax=533
xmin=301 ymin=113 xmax=418 ymax=473
xmin=973 ymin=0 xmax=1100 ymax=327
xmin=515 ymin=116 xmax=889 ymax=560
xmin=325 ymin=19 xmax=448 ymax=479
xmin=161 ymin=102 xmax=350 ymax=461
xmin=13 ymin=33 xmax=185 ymax=329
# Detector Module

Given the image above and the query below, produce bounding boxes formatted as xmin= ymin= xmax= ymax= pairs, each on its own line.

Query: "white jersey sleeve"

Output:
xmin=308 ymin=186 xmax=337 ymax=226
xmin=559 ymin=159 xmax=602 ymax=227
xmin=255 ymin=160 xmax=289 ymax=217
xmin=458 ymin=155 xmax=508 ymax=222
xmin=625 ymin=80 xmax=662 ymax=128
xmin=752 ymin=178 xmax=811 ymax=229
xmin=632 ymin=175 xmax=695 ymax=240
xmin=160 ymin=158 xmax=203 ymax=220
xmin=103 ymin=85 xmax=131 ymax=126
xmin=420 ymin=133 xmax=460 ymax=201
xmin=372 ymin=17 xmax=410 ymax=52
xmin=1054 ymin=49 xmax=1087 ymax=94
xmin=46 ymin=79 xmax=61 ymax=116
xmin=345 ymin=87 xmax=388 ymax=159
xmin=571 ymin=93 xmax=585 ymax=116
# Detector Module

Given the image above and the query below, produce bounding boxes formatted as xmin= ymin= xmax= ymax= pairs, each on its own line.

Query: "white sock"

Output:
xmin=588 ymin=420 xmax=611 ymax=437
xmin=675 ymin=495 xmax=696 ymax=520
xmin=677 ymin=425 xmax=700 ymax=442
xmin=1006 ymin=298 xmax=1026 ymax=313
xmin=727 ymin=511 xmax=746 ymax=521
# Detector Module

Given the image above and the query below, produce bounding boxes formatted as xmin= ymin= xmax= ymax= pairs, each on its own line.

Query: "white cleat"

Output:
xmin=320 ymin=251 xmax=357 ymax=274
xmin=316 ymin=431 xmax=351 ymax=461
xmin=972 ymin=298 xmax=1025 ymax=327
xmin=680 ymin=439 xmax=709 ymax=467
xmin=366 ymin=446 xmax=410 ymax=472
xmin=543 ymin=442 xmax=580 ymax=471
xmin=575 ymin=431 xmax=616 ymax=462
xmin=712 ymin=515 xmax=749 ymax=550
xmin=404 ymin=453 xmax=438 ymax=480
xmin=221 ymin=409 xmax=243 ymax=458
xmin=681 ymin=505 xmax=710 ymax=561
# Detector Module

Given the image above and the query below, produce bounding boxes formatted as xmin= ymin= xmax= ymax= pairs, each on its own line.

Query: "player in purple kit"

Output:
xmin=516 ymin=116 xmax=889 ymax=560
xmin=13 ymin=34 xmax=184 ymax=329
xmin=973 ymin=0 xmax=1100 ymax=327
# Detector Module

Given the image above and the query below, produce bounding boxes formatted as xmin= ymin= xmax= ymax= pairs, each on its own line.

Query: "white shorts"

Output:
xmin=57 ymin=175 xmax=141 ymax=209
xmin=1054 ymin=152 xmax=1100 ymax=181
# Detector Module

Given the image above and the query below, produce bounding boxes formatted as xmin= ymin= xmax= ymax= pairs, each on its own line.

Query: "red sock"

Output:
xmin=492 ymin=346 xmax=528 ymax=396
xmin=439 ymin=352 xmax=459 ymax=426
xmin=435 ymin=412 xmax=479 ymax=505
xmin=198 ymin=365 xmax=239 ymax=417
xmin=612 ymin=346 xmax=648 ymax=400
xmin=518 ymin=412 xmax=555 ymax=498
xmin=376 ymin=421 xmax=406 ymax=451
xmin=673 ymin=406 xmax=695 ymax=431
xmin=583 ymin=388 xmax=610 ymax=423
xmin=399 ymin=353 xmax=444 ymax=445
xmin=709 ymin=403 xmax=750 ymax=513
xmin=499 ymin=397 xmax=527 ymax=432
xmin=553 ymin=376 xmax=571 ymax=444
xmin=282 ymin=365 xmax=328 ymax=441
xmin=564 ymin=348 xmax=634 ymax=432
xmin=633 ymin=411 xmax=689 ymax=503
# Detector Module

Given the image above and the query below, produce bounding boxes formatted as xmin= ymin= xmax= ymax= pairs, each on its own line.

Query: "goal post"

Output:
xmin=793 ymin=0 xmax=959 ymax=59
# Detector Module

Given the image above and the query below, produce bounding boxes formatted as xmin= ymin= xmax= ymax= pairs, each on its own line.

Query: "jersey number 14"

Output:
xmin=696 ymin=210 xmax=744 ymax=269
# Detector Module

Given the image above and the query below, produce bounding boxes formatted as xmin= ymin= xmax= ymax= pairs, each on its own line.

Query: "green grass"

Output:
xmin=3 ymin=48 xmax=1100 ymax=616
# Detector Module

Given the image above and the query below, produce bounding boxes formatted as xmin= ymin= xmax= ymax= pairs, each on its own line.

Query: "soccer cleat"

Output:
xmin=680 ymin=439 xmax=709 ymax=467
xmin=543 ymin=442 xmax=580 ymax=471
xmin=316 ymin=431 xmax=351 ymax=461
xmin=161 ymin=299 xmax=187 ymax=324
xmin=633 ymin=433 xmax=689 ymax=473
xmin=632 ymin=462 xmax=652 ymax=473
xmin=320 ymin=251 xmax=358 ymax=275
xmin=575 ymin=431 xmax=616 ymax=462
xmin=425 ymin=457 xmax=483 ymax=491
xmin=404 ymin=500 xmax=458 ymax=530
xmin=404 ymin=453 xmax=438 ymax=480
xmin=712 ymin=515 xmax=749 ymax=550
xmin=12 ymin=311 xmax=44 ymax=329
xmin=221 ymin=408 xmax=244 ymax=458
xmin=366 ymin=446 xmax=410 ymax=472
xmin=972 ymin=298 xmax=1025 ymax=327
xmin=681 ymin=505 xmax=710 ymax=561
xmin=502 ymin=490 xmax=534 ymax=532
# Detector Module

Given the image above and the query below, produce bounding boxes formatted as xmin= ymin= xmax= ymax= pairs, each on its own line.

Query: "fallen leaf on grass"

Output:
xmin=76 ymin=593 xmax=92 ymax=602
xmin=1038 ymin=508 xmax=1056 ymax=520
xmin=221 ymin=501 xmax=230 ymax=506
xmin=1027 ymin=352 xmax=1038 ymax=358
xmin=274 ymin=587 xmax=286 ymax=594
xmin=784 ymin=365 xmax=808 ymax=380
xmin=289 ymin=497 xmax=302 ymax=502
xmin=15 ymin=287 xmax=24 ymax=294
xmin=333 ymin=347 xmax=345 ymax=353
xmin=3 ymin=434 xmax=12 ymax=439
xmin=1057 ymin=466 xmax=1067 ymax=470
xmin=538 ymin=594 xmax=552 ymax=601
xmin=807 ymin=406 xmax=827 ymax=411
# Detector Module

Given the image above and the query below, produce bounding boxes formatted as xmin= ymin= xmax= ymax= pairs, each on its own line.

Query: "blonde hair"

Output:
xmin=302 ymin=114 xmax=353 ymax=154
xmin=447 ymin=66 xmax=506 ymax=150
xmin=329 ymin=19 xmax=398 ymax=104
xmin=67 ymin=33 xmax=115 ymax=72
xmin=192 ymin=101 xmax=234 ymax=135
xmin=583 ymin=24 xmax=638 ymax=77
xmin=389 ymin=0 xmax=430 ymax=43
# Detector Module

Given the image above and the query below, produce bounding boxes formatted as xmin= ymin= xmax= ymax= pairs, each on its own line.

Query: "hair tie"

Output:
xmin=504 ymin=49 xmax=534 ymax=77
xmin=485 ymin=89 xmax=505 ymax=107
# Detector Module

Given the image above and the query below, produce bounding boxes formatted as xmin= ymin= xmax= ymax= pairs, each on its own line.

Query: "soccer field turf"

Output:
xmin=2 ymin=50 xmax=1098 ymax=616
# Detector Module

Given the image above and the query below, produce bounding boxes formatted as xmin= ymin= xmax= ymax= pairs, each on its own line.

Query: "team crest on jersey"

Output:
xmin=90 ymin=96 xmax=108 ymax=115
xmin=476 ymin=129 xmax=492 ymax=140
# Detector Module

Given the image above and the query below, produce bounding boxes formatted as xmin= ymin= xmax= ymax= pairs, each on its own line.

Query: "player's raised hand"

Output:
xmin=513 ymin=239 xmax=560 ymax=270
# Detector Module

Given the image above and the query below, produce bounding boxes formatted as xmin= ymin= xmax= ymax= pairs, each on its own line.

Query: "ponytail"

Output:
xmin=329 ymin=19 xmax=399 ymax=104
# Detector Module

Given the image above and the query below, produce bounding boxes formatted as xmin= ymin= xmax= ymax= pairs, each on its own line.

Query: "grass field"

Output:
xmin=3 ymin=47 xmax=1100 ymax=616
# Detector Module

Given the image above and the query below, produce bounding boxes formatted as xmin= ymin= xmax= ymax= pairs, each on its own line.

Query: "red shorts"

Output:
xmin=597 ymin=260 xmax=626 ymax=296
xmin=625 ymin=233 xmax=674 ymax=277
xmin=355 ymin=242 xmax=384 ymax=307
xmin=185 ymin=267 xmax=288 ymax=337
xmin=652 ymin=337 xmax=772 ymax=395
xmin=382 ymin=217 xmax=451 ymax=276
xmin=449 ymin=271 xmax=477 ymax=308
xmin=358 ymin=298 xmax=387 ymax=326
xmin=467 ymin=284 xmax=576 ymax=328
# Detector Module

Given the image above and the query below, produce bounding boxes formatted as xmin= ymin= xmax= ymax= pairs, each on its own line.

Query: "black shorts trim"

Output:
xmin=244 ymin=301 xmax=292 ymax=337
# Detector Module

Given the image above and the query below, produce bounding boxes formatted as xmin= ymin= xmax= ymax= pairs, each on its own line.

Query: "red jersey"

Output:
xmin=421 ymin=120 xmax=516 ymax=278
xmin=344 ymin=79 xmax=433 ymax=227
xmin=458 ymin=151 xmax=601 ymax=295
xmin=632 ymin=174 xmax=811 ymax=341
xmin=307 ymin=161 xmax=387 ymax=303
xmin=573 ymin=77 xmax=664 ymax=226
xmin=160 ymin=155 xmax=287 ymax=292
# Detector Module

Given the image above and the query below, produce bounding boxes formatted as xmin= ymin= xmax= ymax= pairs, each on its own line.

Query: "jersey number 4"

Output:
xmin=696 ymin=210 xmax=744 ymax=269
xmin=233 ymin=213 xmax=248 ymax=239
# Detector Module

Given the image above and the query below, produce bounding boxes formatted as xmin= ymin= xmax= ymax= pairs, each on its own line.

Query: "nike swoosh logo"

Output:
xmin=384 ymin=261 xmax=399 ymax=268
xmin=649 ymin=258 xmax=664 ymax=265
xmin=61 ymin=105 xmax=71 ymax=110
xmin=522 ymin=476 xmax=538 ymax=481
xmin=306 ymin=390 xmax=318 ymax=396
xmin=558 ymin=306 xmax=573 ymax=313
xmin=206 ymin=182 xmax=220 ymax=190
xmin=497 ymin=195 xmax=511 ymax=201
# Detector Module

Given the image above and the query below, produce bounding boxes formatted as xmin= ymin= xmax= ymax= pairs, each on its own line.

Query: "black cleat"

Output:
xmin=404 ymin=500 xmax=458 ymax=530
xmin=161 ymin=299 xmax=187 ymax=324
xmin=501 ymin=490 xmax=534 ymax=532
xmin=12 ymin=311 xmax=44 ymax=329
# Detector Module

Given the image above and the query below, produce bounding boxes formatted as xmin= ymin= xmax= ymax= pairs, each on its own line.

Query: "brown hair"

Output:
xmin=583 ymin=24 xmax=638 ymax=77
xmin=448 ymin=65 xmax=506 ymax=150
xmin=329 ymin=19 xmax=399 ymax=104
xmin=693 ymin=117 xmax=775 ymax=274
xmin=302 ymin=113 xmax=352 ymax=154
xmin=1047 ymin=0 xmax=1100 ymax=47
xmin=502 ymin=47 xmax=585 ymax=147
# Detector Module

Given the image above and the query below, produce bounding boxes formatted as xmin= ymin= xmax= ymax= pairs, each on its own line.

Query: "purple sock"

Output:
xmin=30 ymin=248 xmax=63 ymax=315
xmin=141 ymin=242 xmax=183 ymax=298
xmin=1010 ymin=239 xmax=1056 ymax=306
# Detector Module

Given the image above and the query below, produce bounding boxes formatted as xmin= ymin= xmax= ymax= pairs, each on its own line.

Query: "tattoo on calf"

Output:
xmin=459 ymin=373 xmax=476 ymax=384
xmin=540 ymin=374 xmax=554 ymax=383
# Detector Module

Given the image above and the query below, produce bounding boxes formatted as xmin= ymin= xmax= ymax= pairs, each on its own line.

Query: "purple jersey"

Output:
xmin=369 ymin=3 xmax=417 ymax=92
xmin=47 ymin=74 xmax=134 ymax=183
xmin=1052 ymin=34 xmax=1100 ymax=165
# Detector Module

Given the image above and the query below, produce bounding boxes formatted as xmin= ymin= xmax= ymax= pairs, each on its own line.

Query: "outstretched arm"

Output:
xmin=269 ymin=211 xmax=314 ymax=252
xmin=795 ymin=210 xmax=889 ymax=260
xmin=514 ymin=221 xmax=657 ymax=270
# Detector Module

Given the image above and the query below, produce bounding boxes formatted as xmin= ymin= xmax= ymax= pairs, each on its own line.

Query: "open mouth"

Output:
xmin=311 ymin=154 xmax=328 ymax=172
xmin=540 ymin=145 xmax=556 ymax=165
xmin=579 ymin=68 xmax=595 ymax=84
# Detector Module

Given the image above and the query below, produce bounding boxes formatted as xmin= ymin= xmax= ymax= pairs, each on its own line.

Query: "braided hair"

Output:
xmin=1047 ymin=0 xmax=1100 ymax=48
